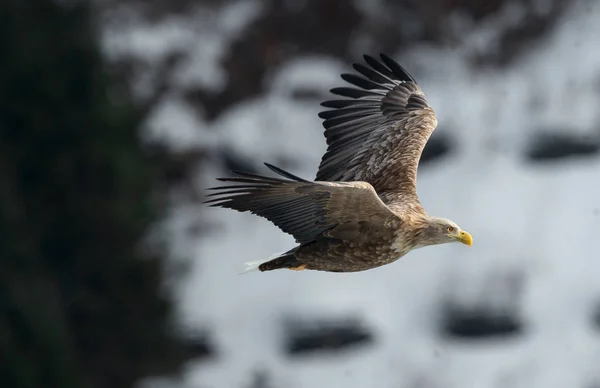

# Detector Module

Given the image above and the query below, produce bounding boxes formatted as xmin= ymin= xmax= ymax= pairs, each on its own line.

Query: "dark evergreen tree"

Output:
xmin=0 ymin=2 xmax=190 ymax=387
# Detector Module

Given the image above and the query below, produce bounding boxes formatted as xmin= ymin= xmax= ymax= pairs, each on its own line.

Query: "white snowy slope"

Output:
xmin=104 ymin=1 xmax=600 ymax=387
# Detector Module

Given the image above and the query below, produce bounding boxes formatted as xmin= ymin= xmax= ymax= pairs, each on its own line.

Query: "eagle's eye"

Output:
xmin=446 ymin=226 xmax=454 ymax=233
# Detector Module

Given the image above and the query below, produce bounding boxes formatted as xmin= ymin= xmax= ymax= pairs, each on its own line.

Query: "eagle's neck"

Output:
xmin=390 ymin=212 xmax=432 ymax=254
xmin=407 ymin=212 xmax=449 ymax=249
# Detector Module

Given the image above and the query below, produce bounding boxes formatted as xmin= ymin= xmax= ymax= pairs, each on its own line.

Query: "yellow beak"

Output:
xmin=457 ymin=231 xmax=473 ymax=246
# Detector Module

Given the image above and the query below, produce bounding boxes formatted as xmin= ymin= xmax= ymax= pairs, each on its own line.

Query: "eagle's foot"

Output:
xmin=289 ymin=264 xmax=307 ymax=271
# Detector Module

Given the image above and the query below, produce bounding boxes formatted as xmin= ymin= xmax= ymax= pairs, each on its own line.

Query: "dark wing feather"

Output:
xmin=205 ymin=163 xmax=397 ymax=244
xmin=316 ymin=54 xmax=438 ymax=205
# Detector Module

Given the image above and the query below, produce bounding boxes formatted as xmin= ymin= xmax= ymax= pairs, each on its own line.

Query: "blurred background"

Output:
xmin=2 ymin=0 xmax=600 ymax=387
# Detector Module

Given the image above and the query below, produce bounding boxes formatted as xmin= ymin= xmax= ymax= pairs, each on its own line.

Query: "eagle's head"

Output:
xmin=418 ymin=217 xmax=473 ymax=247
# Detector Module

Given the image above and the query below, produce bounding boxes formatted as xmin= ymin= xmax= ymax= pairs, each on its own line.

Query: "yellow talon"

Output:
xmin=289 ymin=264 xmax=307 ymax=271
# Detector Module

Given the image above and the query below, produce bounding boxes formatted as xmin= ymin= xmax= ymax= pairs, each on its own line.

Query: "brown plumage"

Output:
xmin=205 ymin=54 xmax=472 ymax=273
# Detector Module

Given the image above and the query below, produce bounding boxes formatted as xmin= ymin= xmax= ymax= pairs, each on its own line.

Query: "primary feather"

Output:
xmin=317 ymin=54 xmax=437 ymax=207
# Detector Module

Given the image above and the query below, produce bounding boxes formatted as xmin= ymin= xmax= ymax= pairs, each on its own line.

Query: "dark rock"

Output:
xmin=155 ymin=147 xmax=205 ymax=186
xmin=209 ymin=147 xmax=264 ymax=174
xmin=284 ymin=318 xmax=374 ymax=356
xmin=181 ymin=333 xmax=215 ymax=361
xmin=146 ymin=144 xmax=206 ymax=202
xmin=216 ymin=146 xmax=259 ymax=174
xmin=246 ymin=369 xmax=273 ymax=388
xmin=439 ymin=269 xmax=526 ymax=340
xmin=525 ymin=131 xmax=600 ymax=162
xmin=291 ymin=88 xmax=328 ymax=101
xmin=420 ymin=132 xmax=454 ymax=166
xmin=440 ymin=304 xmax=523 ymax=339
xmin=471 ymin=0 xmax=568 ymax=67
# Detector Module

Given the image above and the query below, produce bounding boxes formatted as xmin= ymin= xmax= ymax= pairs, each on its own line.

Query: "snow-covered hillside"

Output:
xmin=104 ymin=1 xmax=600 ymax=387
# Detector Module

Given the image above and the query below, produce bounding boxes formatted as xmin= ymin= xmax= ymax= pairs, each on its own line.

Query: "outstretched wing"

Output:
xmin=317 ymin=54 xmax=438 ymax=203
xmin=204 ymin=163 xmax=398 ymax=245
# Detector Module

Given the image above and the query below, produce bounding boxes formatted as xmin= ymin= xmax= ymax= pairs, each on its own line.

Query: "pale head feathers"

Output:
xmin=406 ymin=215 xmax=470 ymax=249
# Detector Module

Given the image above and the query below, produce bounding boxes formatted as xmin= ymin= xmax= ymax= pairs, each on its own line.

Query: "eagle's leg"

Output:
xmin=289 ymin=264 xmax=307 ymax=271
xmin=258 ymin=252 xmax=303 ymax=271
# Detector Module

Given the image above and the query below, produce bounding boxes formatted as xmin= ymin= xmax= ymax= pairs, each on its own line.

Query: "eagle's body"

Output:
xmin=262 ymin=206 xmax=425 ymax=273
xmin=205 ymin=54 xmax=472 ymax=273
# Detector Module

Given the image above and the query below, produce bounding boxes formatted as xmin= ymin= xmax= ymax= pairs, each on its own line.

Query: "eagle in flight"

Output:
xmin=205 ymin=54 xmax=472 ymax=273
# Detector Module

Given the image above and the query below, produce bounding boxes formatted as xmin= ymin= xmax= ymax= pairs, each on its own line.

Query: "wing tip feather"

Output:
xmin=263 ymin=163 xmax=310 ymax=183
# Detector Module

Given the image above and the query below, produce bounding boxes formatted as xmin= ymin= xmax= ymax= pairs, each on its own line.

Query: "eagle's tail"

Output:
xmin=240 ymin=249 xmax=300 ymax=274
xmin=241 ymin=260 xmax=267 ymax=274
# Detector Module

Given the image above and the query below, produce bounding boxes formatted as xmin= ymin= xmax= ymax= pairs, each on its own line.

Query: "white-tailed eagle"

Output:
xmin=205 ymin=54 xmax=472 ymax=273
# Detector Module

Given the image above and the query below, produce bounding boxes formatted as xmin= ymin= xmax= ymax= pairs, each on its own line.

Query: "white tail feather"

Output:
xmin=239 ymin=250 xmax=287 ymax=275
xmin=240 ymin=260 xmax=264 ymax=274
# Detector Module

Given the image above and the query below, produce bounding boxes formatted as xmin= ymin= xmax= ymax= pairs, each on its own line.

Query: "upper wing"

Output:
xmin=316 ymin=54 xmax=438 ymax=202
xmin=204 ymin=163 xmax=398 ymax=245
